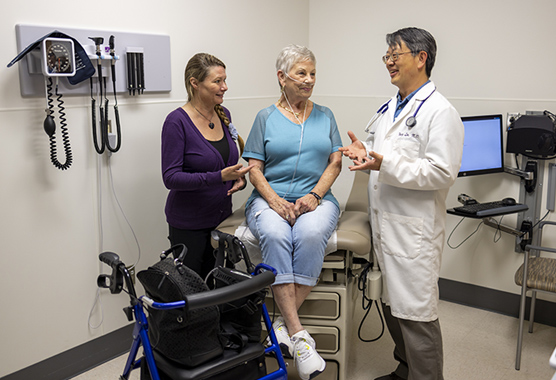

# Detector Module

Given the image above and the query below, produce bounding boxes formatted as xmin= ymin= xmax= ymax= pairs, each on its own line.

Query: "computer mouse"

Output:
xmin=502 ymin=197 xmax=517 ymax=206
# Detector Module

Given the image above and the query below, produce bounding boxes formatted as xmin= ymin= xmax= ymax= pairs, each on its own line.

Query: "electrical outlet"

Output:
xmin=507 ymin=112 xmax=519 ymax=128
xmin=519 ymin=220 xmax=533 ymax=251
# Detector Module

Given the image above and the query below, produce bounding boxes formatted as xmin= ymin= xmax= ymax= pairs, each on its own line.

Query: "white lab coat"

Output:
xmin=364 ymin=81 xmax=464 ymax=322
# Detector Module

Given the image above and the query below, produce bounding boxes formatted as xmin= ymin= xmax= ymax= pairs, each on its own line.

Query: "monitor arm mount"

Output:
xmin=504 ymin=163 xmax=537 ymax=193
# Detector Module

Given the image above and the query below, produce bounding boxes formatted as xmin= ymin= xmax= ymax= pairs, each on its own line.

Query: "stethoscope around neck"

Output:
xmin=364 ymin=87 xmax=436 ymax=132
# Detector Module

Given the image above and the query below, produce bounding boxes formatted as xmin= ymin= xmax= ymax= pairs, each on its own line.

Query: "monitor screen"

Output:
xmin=458 ymin=114 xmax=505 ymax=177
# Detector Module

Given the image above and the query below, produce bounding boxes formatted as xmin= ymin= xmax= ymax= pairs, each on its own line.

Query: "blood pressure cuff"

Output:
xmin=7 ymin=30 xmax=95 ymax=85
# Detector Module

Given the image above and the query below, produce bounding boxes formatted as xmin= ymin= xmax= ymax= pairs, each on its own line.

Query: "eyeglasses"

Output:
xmin=382 ymin=51 xmax=413 ymax=64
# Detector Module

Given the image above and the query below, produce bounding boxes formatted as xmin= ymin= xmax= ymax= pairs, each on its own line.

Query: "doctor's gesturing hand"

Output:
xmin=338 ymin=130 xmax=383 ymax=171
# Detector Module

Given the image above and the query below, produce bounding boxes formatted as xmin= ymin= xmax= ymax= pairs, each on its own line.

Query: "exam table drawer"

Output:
xmin=265 ymin=291 xmax=340 ymax=320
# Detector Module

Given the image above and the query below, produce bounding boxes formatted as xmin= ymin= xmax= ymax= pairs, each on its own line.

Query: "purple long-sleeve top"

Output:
xmin=161 ymin=106 xmax=239 ymax=229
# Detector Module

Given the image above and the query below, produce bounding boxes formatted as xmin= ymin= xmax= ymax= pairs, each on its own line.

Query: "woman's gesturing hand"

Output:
xmin=227 ymin=176 xmax=247 ymax=196
xmin=221 ymin=163 xmax=254 ymax=182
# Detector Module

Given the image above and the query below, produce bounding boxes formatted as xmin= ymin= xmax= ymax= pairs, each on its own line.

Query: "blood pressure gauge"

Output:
xmin=41 ymin=38 xmax=76 ymax=77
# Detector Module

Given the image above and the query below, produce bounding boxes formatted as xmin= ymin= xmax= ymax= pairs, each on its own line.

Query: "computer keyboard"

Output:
xmin=453 ymin=201 xmax=528 ymax=217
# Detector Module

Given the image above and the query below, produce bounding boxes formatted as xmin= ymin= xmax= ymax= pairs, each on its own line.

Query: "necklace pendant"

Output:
xmin=192 ymin=104 xmax=216 ymax=130
xmin=279 ymin=99 xmax=306 ymax=119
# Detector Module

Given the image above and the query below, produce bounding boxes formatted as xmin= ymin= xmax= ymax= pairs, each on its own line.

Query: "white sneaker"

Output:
xmin=292 ymin=329 xmax=326 ymax=380
xmin=266 ymin=316 xmax=294 ymax=358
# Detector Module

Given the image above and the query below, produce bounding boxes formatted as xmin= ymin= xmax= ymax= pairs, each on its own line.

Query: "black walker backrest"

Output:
xmin=211 ymin=230 xmax=255 ymax=273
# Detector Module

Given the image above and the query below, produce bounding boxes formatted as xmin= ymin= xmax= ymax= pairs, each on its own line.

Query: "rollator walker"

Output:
xmin=97 ymin=230 xmax=288 ymax=380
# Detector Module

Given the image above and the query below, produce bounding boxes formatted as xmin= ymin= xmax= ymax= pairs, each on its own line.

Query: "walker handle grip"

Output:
xmin=99 ymin=251 xmax=122 ymax=269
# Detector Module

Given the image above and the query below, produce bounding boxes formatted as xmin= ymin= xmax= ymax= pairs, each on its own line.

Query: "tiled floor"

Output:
xmin=72 ymin=299 xmax=556 ymax=380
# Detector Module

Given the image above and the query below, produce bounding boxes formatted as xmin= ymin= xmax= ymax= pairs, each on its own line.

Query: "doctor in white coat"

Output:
xmin=340 ymin=27 xmax=464 ymax=380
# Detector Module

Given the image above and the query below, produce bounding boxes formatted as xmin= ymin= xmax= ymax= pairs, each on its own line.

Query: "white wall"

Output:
xmin=1 ymin=0 xmax=556 ymax=376
xmin=309 ymin=0 xmax=556 ymax=296
xmin=0 ymin=0 xmax=309 ymax=376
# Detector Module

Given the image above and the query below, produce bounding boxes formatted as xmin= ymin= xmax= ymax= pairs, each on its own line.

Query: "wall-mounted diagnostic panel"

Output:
xmin=8 ymin=24 xmax=172 ymax=169
xmin=13 ymin=24 xmax=171 ymax=97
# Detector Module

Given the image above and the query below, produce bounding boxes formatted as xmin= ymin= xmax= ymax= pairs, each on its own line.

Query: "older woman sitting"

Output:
xmin=242 ymin=44 xmax=342 ymax=380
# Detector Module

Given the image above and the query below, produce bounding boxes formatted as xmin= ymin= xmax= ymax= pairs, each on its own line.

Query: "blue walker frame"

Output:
xmin=98 ymin=251 xmax=288 ymax=380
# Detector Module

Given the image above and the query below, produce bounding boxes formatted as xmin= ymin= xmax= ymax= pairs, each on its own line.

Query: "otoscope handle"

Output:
xmin=89 ymin=37 xmax=104 ymax=52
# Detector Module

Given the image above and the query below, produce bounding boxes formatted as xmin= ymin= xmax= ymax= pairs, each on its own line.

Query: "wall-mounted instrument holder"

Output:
xmin=13 ymin=24 xmax=171 ymax=97
xmin=125 ymin=47 xmax=145 ymax=96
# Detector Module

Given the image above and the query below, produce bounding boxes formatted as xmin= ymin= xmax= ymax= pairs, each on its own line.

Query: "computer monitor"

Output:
xmin=458 ymin=114 xmax=505 ymax=177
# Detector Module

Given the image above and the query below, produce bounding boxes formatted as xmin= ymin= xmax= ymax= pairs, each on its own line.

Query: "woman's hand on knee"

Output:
xmin=294 ymin=194 xmax=318 ymax=217
xmin=269 ymin=197 xmax=296 ymax=225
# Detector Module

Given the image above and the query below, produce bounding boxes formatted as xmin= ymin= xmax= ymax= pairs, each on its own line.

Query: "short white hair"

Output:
xmin=275 ymin=44 xmax=316 ymax=75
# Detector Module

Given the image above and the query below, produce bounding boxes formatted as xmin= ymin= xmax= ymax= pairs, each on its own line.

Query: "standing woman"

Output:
xmin=243 ymin=45 xmax=342 ymax=380
xmin=162 ymin=53 xmax=252 ymax=278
